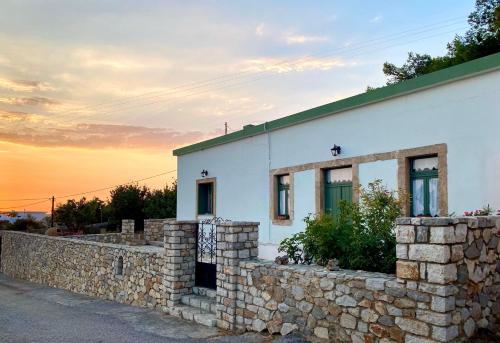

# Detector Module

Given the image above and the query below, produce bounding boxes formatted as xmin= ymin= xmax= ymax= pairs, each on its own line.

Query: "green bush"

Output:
xmin=278 ymin=180 xmax=404 ymax=274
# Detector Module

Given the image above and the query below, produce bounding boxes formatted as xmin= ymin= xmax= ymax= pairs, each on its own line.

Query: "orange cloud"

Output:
xmin=0 ymin=123 xmax=214 ymax=151
xmin=0 ymin=77 xmax=53 ymax=92
xmin=0 ymin=96 xmax=59 ymax=106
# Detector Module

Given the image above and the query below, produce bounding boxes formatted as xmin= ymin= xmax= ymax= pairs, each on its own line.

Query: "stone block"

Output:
xmin=340 ymin=313 xmax=357 ymax=329
xmin=396 ymin=244 xmax=408 ymax=259
xmin=432 ymin=325 xmax=458 ymax=342
xmin=395 ymin=317 xmax=429 ymax=336
xmin=408 ymin=244 xmax=450 ymax=263
xmin=314 ymin=327 xmax=329 ymax=339
xmin=366 ymin=278 xmax=386 ymax=291
xmin=405 ymin=334 xmax=438 ymax=343
xmin=430 ymin=226 xmax=456 ymax=244
xmin=416 ymin=226 xmax=429 ymax=243
xmin=416 ymin=309 xmax=451 ymax=326
xmin=336 ymin=295 xmax=357 ymax=307
xmin=450 ymin=245 xmax=463 ymax=262
xmin=418 ymin=283 xmax=457 ymax=297
xmin=454 ymin=224 xmax=467 ymax=243
xmin=396 ymin=225 xmax=415 ymax=243
xmin=430 ymin=296 xmax=455 ymax=313
xmin=396 ymin=261 xmax=419 ymax=280
xmin=426 ymin=264 xmax=457 ymax=284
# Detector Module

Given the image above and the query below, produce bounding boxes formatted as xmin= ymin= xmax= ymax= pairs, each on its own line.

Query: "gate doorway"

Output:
xmin=195 ymin=218 xmax=218 ymax=289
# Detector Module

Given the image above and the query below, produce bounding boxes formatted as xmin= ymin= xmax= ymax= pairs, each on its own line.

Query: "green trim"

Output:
xmin=173 ymin=53 xmax=500 ymax=156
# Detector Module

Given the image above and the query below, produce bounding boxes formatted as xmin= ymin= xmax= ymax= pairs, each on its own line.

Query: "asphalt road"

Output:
xmin=0 ymin=273 xmax=309 ymax=343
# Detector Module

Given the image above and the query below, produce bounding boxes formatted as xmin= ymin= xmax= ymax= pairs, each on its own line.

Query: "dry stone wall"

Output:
xmin=233 ymin=217 xmax=499 ymax=342
xmin=145 ymin=219 xmax=172 ymax=242
xmin=69 ymin=233 xmax=124 ymax=244
xmin=1 ymin=216 xmax=497 ymax=342
xmin=0 ymin=231 xmax=167 ymax=310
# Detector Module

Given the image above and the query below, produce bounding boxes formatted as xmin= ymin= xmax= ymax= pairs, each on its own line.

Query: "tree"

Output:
xmin=381 ymin=0 xmax=499 ymax=85
xmin=144 ymin=182 xmax=177 ymax=219
xmin=54 ymin=197 xmax=106 ymax=230
xmin=108 ymin=184 xmax=149 ymax=230
xmin=8 ymin=218 xmax=45 ymax=232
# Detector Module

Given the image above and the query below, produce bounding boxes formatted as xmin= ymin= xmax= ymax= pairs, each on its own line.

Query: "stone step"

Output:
xmin=169 ymin=305 xmax=217 ymax=327
xmin=192 ymin=286 xmax=216 ymax=299
xmin=180 ymin=294 xmax=217 ymax=313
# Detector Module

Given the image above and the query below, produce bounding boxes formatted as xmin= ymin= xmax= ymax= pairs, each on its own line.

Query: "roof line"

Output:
xmin=173 ymin=52 xmax=500 ymax=156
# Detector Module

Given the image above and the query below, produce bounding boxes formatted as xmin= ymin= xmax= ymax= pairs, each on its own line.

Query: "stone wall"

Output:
xmin=69 ymin=233 xmax=124 ymax=244
xmin=0 ymin=231 xmax=167 ymax=310
xmin=233 ymin=216 xmax=499 ymax=342
xmin=145 ymin=219 xmax=172 ymax=242
xmin=459 ymin=217 xmax=499 ymax=336
xmin=1 ymin=216 xmax=497 ymax=342
xmin=396 ymin=216 xmax=499 ymax=340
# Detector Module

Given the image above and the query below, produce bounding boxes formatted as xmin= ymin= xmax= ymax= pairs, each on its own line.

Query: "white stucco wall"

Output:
xmin=358 ymin=160 xmax=398 ymax=192
xmin=177 ymin=68 xmax=500 ymax=260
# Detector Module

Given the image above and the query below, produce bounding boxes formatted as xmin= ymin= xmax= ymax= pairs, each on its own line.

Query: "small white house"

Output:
xmin=174 ymin=53 xmax=500 ymax=260
xmin=0 ymin=211 xmax=48 ymax=224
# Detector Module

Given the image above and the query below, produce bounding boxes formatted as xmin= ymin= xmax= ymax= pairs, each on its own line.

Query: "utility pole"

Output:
xmin=50 ymin=196 xmax=55 ymax=227
xmin=224 ymin=122 xmax=228 ymax=135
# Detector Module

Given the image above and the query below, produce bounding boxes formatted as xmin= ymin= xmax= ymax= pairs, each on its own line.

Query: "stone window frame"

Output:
xmin=196 ymin=177 xmax=217 ymax=218
xmin=270 ymin=172 xmax=294 ymax=226
xmin=317 ymin=165 xmax=355 ymax=214
xmin=270 ymin=143 xmax=447 ymax=219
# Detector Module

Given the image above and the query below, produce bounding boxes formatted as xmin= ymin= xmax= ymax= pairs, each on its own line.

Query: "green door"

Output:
xmin=325 ymin=182 xmax=352 ymax=216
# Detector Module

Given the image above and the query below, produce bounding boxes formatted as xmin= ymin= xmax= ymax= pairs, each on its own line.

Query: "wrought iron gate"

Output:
xmin=195 ymin=218 xmax=223 ymax=289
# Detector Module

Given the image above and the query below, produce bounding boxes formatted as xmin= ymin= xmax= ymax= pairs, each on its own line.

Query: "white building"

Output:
xmin=0 ymin=211 xmax=48 ymax=224
xmin=174 ymin=53 xmax=500 ymax=260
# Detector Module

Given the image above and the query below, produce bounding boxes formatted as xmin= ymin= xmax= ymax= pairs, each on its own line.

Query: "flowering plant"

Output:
xmin=463 ymin=204 xmax=494 ymax=216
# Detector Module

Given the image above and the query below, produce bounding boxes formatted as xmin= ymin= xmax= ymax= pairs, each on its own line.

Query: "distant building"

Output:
xmin=0 ymin=211 xmax=48 ymax=223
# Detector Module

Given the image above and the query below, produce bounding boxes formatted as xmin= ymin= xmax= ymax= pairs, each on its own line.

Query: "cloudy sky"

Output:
xmin=0 ymin=0 xmax=473 ymax=211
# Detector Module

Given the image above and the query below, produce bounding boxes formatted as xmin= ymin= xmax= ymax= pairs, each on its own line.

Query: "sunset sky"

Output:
xmin=0 ymin=1 xmax=473 ymax=212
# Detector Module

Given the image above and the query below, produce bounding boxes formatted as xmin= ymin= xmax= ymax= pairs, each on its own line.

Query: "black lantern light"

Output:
xmin=331 ymin=144 xmax=341 ymax=157
xmin=201 ymin=169 xmax=208 ymax=178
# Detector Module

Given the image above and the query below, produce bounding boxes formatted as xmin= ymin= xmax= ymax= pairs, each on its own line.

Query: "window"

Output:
xmin=116 ymin=256 xmax=123 ymax=276
xmin=198 ymin=181 xmax=214 ymax=215
xmin=410 ymin=157 xmax=439 ymax=217
xmin=277 ymin=175 xmax=290 ymax=218
xmin=324 ymin=167 xmax=352 ymax=216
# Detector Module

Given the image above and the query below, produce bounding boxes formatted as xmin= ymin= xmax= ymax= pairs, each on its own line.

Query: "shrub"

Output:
xmin=278 ymin=180 xmax=404 ymax=274
xmin=8 ymin=218 xmax=45 ymax=232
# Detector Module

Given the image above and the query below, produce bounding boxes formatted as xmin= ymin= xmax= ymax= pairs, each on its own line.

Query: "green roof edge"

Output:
xmin=173 ymin=52 xmax=500 ymax=156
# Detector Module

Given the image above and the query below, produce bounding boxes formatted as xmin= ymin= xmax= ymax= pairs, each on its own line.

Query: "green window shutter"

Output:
xmin=325 ymin=179 xmax=352 ymax=216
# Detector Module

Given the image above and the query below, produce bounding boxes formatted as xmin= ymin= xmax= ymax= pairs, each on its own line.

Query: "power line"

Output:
xmin=48 ymin=16 xmax=467 ymax=124
xmin=0 ymin=169 xmax=177 ymax=205
xmin=103 ymin=25 xmax=467 ymax=119
xmin=51 ymin=21 xmax=466 ymax=126
xmin=0 ymin=199 xmax=51 ymax=211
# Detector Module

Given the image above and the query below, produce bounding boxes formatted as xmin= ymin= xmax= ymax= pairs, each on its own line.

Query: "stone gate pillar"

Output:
xmin=216 ymin=221 xmax=259 ymax=331
xmin=121 ymin=219 xmax=134 ymax=241
xmin=163 ymin=220 xmax=197 ymax=309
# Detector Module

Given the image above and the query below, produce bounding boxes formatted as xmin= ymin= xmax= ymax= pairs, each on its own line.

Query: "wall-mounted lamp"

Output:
xmin=331 ymin=144 xmax=341 ymax=157
xmin=201 ymin=170 xmax=208 ymax=178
